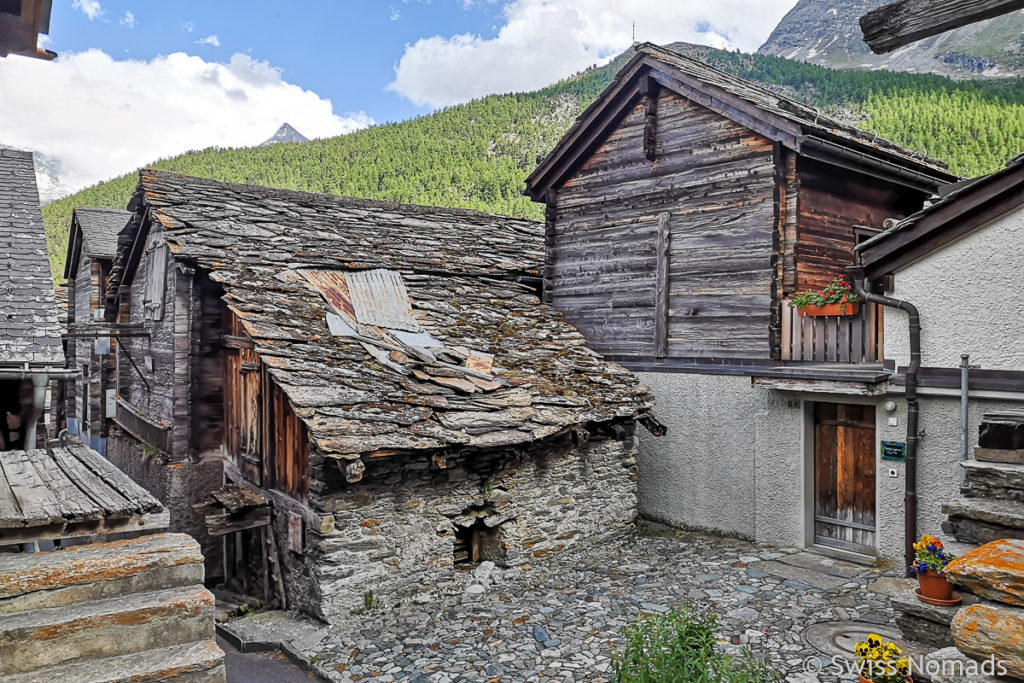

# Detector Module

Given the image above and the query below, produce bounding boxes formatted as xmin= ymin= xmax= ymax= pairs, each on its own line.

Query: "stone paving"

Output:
xmin=238 ymin=526 xmax=912 ymax=682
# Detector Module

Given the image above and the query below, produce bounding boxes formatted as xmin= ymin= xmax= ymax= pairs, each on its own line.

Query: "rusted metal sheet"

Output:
xmin=300 ymin=270 xmax=357 ymax=325
xmin=345 ymin=269 xmax=421 ymax=332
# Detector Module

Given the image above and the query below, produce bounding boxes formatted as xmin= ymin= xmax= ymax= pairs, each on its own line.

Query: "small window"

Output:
xmin=0 ymin=1 xmax=23 ymax=17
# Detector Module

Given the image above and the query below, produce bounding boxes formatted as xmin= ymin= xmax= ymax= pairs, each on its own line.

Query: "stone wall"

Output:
xmin=296 ymin=435 xmax=639 ymax=622
xmin=107 ymin=431 xmax=223 ymax=580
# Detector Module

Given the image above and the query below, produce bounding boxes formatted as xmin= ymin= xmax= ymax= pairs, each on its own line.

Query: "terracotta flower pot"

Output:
xmin=917 ymin=569 xmax=954 ymax=601
xmin=796 ymin=302 xmax=860 ymax=317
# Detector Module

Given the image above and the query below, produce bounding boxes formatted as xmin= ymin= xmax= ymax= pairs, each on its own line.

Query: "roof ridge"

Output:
xmin=139 ymin=169 xmax=540 ymax=225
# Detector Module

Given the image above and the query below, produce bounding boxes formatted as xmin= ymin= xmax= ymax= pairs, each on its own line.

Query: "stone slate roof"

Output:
xmin=114 ymin=170 xmax=654 ymax=463
xmin=0 ymin=148 xmax=63 ymax=366
xmin=74 ymin=207 xmax=129 ymax=259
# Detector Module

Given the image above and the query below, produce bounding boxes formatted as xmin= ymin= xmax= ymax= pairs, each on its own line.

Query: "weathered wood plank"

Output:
xmin=0 ymin=450 xmax=65 ymax=527
xmin=860 ymin=0 xmax=1024 ymax=54
xmin=653 ymin=212 xmax=671 ymax=357
xmin=0 ymin=463 xmax=21 ymax=529
xmin=66 ymin=444 xmax=162 ymax=513
xmin=49 ymin=446 xmax=134 ymax=518
xmin=24 ymin=448 xmax=102 ymax=523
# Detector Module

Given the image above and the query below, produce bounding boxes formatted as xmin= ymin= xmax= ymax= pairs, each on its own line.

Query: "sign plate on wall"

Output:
xmin=881 ymin=440 xmax=907 ymax=462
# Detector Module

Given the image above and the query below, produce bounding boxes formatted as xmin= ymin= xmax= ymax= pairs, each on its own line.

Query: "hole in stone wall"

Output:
xmin=453 ymin=518 xmax=504 ymax=567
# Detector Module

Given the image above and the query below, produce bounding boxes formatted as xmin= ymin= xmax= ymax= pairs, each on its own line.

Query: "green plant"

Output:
xmin=787 ymin=277 xmax=860 ymax=312
xmin=140 ymin=441 xmax=161 ymax=459
xmin=364 ymin=589 xmax=374 ymax=611
xmin=613 ymin=604 xmax=777 ymax=682
xmin=228 ymin=597 xmax=261 ymax=620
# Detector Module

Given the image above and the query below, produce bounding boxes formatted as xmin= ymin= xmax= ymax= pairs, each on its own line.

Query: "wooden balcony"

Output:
xmin=780 ymin=301 xmax=884 ymax=364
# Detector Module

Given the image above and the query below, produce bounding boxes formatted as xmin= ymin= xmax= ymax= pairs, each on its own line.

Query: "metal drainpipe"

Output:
xmin=24 ymin=373 xmax=49 ymax=448
xmin=846 ymin=264 xmax=921 ymax=575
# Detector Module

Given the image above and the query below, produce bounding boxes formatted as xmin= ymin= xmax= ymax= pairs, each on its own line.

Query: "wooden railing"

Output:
xmin=780 ymin=301 xmax=884 ymax=364
xmin=114 ymin=396 xmax=173 ymax=453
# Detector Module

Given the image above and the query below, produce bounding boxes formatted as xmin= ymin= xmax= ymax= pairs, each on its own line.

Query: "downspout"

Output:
xmin=24 ymin=373 xmax=49 ymax=448
xmin=846 ymin=264 xmax=921 ymax=575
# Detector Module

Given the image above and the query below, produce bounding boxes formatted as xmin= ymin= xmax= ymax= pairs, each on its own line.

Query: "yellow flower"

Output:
xmin=867 ymin=633 xmax=882 ymax=648
xmin=896 ymin=657 xmax=910 ymax=676
xmin=855 ymin=642 xmax=870 ymax=657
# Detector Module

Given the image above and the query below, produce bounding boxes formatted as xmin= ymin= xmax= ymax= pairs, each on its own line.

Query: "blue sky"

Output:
xmin=0 ymin=0 xmax=799 ymax=196
xmin=49 ymin=0 xmax=509 ymax=123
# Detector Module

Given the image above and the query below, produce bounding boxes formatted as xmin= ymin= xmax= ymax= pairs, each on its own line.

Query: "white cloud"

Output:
xmin=197 ymin=34 xmax=221 ymax=47
xmin=389 ymin=0 xmax=796 ymax=108
xmin=120 ymin=11 xmax=135 ymax=28
xmin=390 ymin=7 xmax=401 ymax=21
xmin=72 ymin=0 xmax=103 ymax=20
xmin=0 ymin=50 xmax=373 ymax=194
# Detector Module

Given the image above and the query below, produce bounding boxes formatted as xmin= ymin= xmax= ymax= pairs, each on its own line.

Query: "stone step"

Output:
xmin=4 ymin=639 xmax=225 ymax=683
xmin=891 ymin=589 xmax=979 ymax=649
xmin=942 ymin=497 xmax=1024 ymax=545
xmin=0 ymin=533 xmax=204 ymax=615
xmin=0 ymin=585 xmax=216 ymax=675
xmin=962 ymin=459 xmax=1024 ymax=501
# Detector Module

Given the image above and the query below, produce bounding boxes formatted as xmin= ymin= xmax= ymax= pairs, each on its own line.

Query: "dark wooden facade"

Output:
xmin=527 ymin=44 xmax=958 ymax=368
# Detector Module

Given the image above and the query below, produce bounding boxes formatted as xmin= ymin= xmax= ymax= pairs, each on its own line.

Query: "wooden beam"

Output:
xmin=653 ymin=212 xmax=671 ymax=358
xmin=640 ymin=76 xmax=660 ymax=162
xmin=860 ymin=0 xmax=1024 ymax=54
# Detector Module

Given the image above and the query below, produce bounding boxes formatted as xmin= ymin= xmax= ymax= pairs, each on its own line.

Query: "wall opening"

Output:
xmin=453 ymin=518 xmax=504 ymax=567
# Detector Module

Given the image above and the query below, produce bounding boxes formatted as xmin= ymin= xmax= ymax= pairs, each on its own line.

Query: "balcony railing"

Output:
xmin=780 ymin=301 xmax=884 ymax=364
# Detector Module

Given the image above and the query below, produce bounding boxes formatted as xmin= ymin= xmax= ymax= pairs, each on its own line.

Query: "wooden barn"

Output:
xmin=63 ymin=207 xmax=131 ymax=454
xmin=99 ymin=170 xmax=657 ymax=620
xmin=524 ymin=43 xmax=961 ymax=561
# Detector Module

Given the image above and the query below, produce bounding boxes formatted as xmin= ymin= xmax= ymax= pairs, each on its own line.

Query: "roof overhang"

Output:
xmin=0 ymin=0 xmax=56 ymax=60
xmin=858 ymin=161 xmax=1024 ymax=282
xmin=524 ymin=52 xmax=957 ymax=202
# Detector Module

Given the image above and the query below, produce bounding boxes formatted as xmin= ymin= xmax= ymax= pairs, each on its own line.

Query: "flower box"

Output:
xmin=796 ymin=302 xmax=860 ymax=317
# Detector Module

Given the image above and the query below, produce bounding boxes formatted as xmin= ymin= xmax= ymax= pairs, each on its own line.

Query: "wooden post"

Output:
xmin=653 ymin=212 xmax=671 ymax=358
xmin=860 ymin=0 xmax=1024 ymax=54
xmin=640 ymin=76 xmax=660 ymax=162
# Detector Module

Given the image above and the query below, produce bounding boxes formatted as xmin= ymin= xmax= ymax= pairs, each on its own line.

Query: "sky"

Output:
xmin=0 ymin=0 xmax=800 ymax=197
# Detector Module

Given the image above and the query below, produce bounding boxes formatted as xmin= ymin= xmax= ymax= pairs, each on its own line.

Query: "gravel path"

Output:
xmin=296 ymin=526 xmax=906 ymax=682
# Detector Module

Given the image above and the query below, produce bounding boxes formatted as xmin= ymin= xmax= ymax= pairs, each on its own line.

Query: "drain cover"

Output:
xmin=803 ymin=622 xmax=909 ymax=659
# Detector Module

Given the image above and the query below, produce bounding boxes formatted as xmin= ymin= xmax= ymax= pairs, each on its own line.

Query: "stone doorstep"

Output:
xmin=216 ymin=609 xmax=331 ymax=673
xmin=776 ymin=550 xmax=870 ymax=579
xmin=0 ymin=585 xmax=216 ymax=675
xmin=748 ymin=556 xmax=853 ymax=591
xmin=2 ymin=639 xmax=225 ymax=683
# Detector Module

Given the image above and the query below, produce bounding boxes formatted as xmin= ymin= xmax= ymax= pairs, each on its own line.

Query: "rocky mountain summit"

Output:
xmin=259 ymin=122 xmax=309 ymax=146
xmin=759 ymin=0 xmax=1024 ymax=79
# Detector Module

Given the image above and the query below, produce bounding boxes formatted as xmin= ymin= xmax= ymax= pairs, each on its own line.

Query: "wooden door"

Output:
xmin=814 ymin=403 xmax=876 ymax=553
xmin=225 ymin=346 xmax=263 ymax=486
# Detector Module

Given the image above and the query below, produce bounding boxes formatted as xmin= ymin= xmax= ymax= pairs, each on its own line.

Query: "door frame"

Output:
xmin=801 ymin=397 xmax=881 ymax=555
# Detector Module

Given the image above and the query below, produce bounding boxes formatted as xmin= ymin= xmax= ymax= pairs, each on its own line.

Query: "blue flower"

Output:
xmin=926 ymin=544 xmax=937 ymax=552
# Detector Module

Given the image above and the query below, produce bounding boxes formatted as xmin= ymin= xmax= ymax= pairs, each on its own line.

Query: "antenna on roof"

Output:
xmin=632 ymin=21 xmax=636 ymax=46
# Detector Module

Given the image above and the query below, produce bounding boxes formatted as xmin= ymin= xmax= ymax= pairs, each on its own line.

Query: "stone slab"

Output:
xmin=0 ymin=585 xmax=215 ymax=675
xmin=749 ymin=559 xmax=849 ymax=590
xmin=217 ymin=609 xmax=331 ymax=660
xmin=892 ymin=590 xmax=979 ymax=649
xmin=945 ymin=539 xmax=1024 ymax=607
xmin=775 ymin=551 xmax=867 ymax=579
xmin=951 ymin=602 xmax=1024 ymax=679
xmin=4 ymin=639 xmax=225 ymax=683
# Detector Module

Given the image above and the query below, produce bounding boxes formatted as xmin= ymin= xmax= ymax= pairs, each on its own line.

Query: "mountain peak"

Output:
xmin=758 ymin=0 xmax=1024 ymax=79
xmin=260 ymin=123 xmax=309 ymax=146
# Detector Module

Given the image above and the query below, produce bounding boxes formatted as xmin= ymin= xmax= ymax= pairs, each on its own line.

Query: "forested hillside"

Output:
xmin=43 ymin=45 xmax=1024 ymax=278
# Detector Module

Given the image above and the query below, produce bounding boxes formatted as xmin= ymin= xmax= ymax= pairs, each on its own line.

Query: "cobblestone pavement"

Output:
xmin=300 ymin=526 xmax=906 ymax=683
